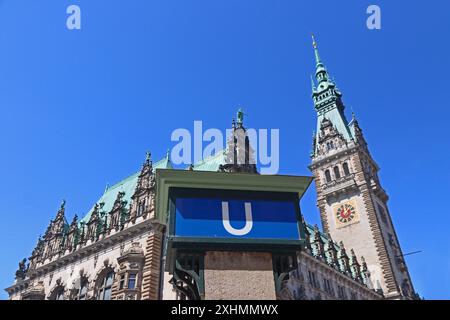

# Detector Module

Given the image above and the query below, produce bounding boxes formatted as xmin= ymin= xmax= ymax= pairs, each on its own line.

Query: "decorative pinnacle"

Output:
xmin=236 ymin=108 xmax=244 ymax=126
xmin=145 ymin=151 xmax=151 ymax=162
xmin=60 ymin=199 xmax=66 ymax=210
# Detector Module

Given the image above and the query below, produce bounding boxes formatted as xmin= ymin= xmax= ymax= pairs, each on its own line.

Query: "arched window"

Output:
xmin=78 ymin=278 xmax=88 ymax=300
xmin=325 ymin=170 xmax=332 ymax=183
xmin=334 ymin=166 xmax=341 ymax=179
xmin=49 ymin=285 xmax=65 ymax=300
xmin=343 ymin=162 xmax=350 ymax=176
xmin=97 ymin=271 xmax=114 ymax=300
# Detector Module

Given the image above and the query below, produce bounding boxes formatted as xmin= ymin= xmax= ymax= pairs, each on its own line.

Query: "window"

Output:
xmin=326 ymin=141 xmax=335 ymax=151
xmin=323 ymin=278 xmax=334 ymax=296
xmin=98 ymin=271 xmax=114 ymax=300
xmin=128 ymin=273 xmax=137 ymax=289
xmin=119 ymin=274 xmax=125 ymax=290
xmin=78 ymin=278 xmax=88 ymax=300
xmin=350 ymin=291 xmax=357 ymax=300
xmin=325 ymin=170 xmax=332 ymax=183
xmin=343 ymin=162 xmax=350 ymax=176
xmin=137 ymin=199 xmax=146 ymax=217
xmin=308 ymin=270 xmax=319 ymax=289
xmin=337 ymin=285 xmax=347 ymax=299
xmin=333 ymin=166 xmax=341 ymax=179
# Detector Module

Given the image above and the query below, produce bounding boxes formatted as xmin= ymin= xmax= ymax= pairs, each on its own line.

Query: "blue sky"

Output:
xmin=0 ymin=0 xmax=449 ymax=299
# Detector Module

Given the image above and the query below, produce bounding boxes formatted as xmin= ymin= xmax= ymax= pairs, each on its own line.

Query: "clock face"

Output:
xmin=334 ymin=201 xmax=359 ymax=227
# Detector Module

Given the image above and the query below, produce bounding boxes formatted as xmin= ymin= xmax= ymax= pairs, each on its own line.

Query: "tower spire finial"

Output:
xmin=311 ymin=34 xmax=321 ymax=66
xmin=311 ymin=33 xmax=317 ymax=49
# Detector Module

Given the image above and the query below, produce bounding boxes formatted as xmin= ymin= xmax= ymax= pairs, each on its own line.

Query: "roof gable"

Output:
xmin=80 ymin=156 xmax=171 ymax=223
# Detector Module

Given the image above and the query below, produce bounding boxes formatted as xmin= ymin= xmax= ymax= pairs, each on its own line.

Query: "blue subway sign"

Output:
xmin=172 ymin=194 xmax=301 ymax=241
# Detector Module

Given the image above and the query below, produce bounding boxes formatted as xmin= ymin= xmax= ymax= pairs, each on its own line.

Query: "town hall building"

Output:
xmin=5 ymin=38 xmax=418 ymax=300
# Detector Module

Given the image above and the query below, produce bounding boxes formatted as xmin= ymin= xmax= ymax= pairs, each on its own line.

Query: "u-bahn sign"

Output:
xmin=173 ymin=193 xmax=300 ymax=240
xmin=155 ymin=170 xmax=313 ymax=253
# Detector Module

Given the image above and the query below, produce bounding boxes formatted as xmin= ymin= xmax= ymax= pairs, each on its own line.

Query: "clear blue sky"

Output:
xmin=0 ymin=0 xmax=449 ymax=299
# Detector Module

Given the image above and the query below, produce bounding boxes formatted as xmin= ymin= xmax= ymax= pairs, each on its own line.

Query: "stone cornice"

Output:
xmin=310 ymin=144 xmax=358 ymax=169
xmin=321 ymin=174 xmax=357 ymax=197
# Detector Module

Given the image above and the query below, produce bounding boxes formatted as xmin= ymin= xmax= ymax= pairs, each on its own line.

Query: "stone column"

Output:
xmin=203 ymin=251 xmax=276 ymax=300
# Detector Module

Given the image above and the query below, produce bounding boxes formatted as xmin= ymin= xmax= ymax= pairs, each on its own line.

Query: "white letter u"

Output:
xmin=221 ymin=202 xmax=253 ymax=236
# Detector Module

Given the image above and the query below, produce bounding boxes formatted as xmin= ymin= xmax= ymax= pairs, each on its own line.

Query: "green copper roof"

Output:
xmin=188 ymin=151 xmax=226 ymax=172
xmin=80 ymin=155 xmax=172 ymax=224
xmin=311 ymin=36 xmax=354 ymax=151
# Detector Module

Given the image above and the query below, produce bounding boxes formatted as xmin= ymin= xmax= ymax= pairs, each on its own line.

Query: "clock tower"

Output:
xmin=308 ymin=36 xmax=416 ymax=299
